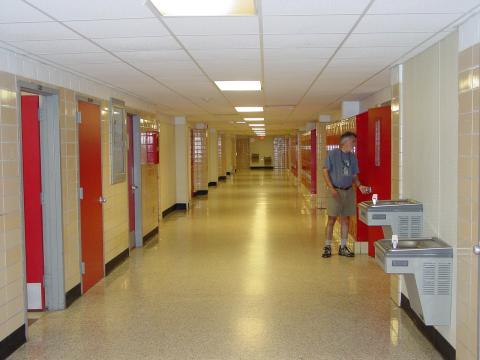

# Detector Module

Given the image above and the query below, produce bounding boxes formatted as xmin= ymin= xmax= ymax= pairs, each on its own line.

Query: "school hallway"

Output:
xmin=9 ymin=171 xmax=441 ymax=359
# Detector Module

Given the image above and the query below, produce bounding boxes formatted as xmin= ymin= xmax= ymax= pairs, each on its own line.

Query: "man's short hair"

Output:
xmin=340 ymin=131 xmax=357 ymax=144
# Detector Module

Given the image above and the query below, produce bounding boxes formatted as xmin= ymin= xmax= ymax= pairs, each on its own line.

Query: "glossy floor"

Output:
xmin=10 ymin=171 xmax=441 ymax=359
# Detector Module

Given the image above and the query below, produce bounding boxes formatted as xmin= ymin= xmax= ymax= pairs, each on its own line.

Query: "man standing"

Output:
xmin=322 ymin=131 xmax=369 ymax=258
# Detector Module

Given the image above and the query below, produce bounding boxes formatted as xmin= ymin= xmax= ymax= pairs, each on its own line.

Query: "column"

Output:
xmin=174 ymin=116 xmax=190 ymax=207
xmin=208 ymin=128 xmax=218 ymax=186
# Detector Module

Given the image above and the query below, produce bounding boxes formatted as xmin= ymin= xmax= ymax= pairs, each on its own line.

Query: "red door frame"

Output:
xmin=78 ymin=101 xmax=104 ymax=293
xmin=21 ymin=94 xmax=45 ymax=310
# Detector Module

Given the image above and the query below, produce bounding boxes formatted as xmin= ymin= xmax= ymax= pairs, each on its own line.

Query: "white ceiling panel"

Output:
xmin=263 ymin=15 xmax=359 ymax=34
xmin=201 ymin=64 xmax=261 ymax=80
xmin=222 ymin=92 xmax=264 ymax=105
xmin=189 ymin=49 xmax=260 ymax=61
xmin=0 ymin=0 xmax=51 ymax=23
xmin=0 ymin=22 xmax=80 ymax=41
xmin=27 ymin=0 xmax=154 ymax=21
xmin=115 ymin=50 xmax=190 ymax=62
xmin=368 ymin=0 xmax=480 ymax=14
xmin=343 ymin=32 xmax=433 ymax=47
xmin=263 ymin=33 xmax=344 ymax=49
xmin=6 ymin=39 xmax=102 ymax=54
xmin=65 ymin=18 xmax=169 ymax=38
xmin=95 ymin=36 xmax=181 ymax=52
xmin=264 ymin=48 xmax=335 ymax=61
xmin=163 ymin=16 xmax=259 ymax=35
xmin=178 ymin=35 xmax=259 ymax=50
xmin=355 ymin=13 xmax=460 ymax=33
xmin=66 ymin=62 xmax=136 ymax=77
xmin=335 ymin=46 xmax=411 ymax=59
xmin=41 ymin=52 xmax=120 ymax=64
xmin=262 ymin=0 xmax=371 ymax=15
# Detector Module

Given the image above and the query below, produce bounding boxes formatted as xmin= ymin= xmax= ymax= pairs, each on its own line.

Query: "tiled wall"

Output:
xmin=402 ymin=31 xmax=458 ymax=345
xmin=456 ymin=13 xmax=480 ymax=359
xmin=59 ymin=89 xmax=81 ymax=292
xmin=0 ymin=71 xmax=24 ymax=342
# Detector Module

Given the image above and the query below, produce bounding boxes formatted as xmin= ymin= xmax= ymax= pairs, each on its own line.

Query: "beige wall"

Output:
xmin=456 ymin=12 xmax=480 ymax=360
xmin=403 ymin=32 xmax=458 ymax=345
xmin=159 ymin=118 xmax=176 ymax=214
xmin=0 ymin=71 xmax=24 ymax=342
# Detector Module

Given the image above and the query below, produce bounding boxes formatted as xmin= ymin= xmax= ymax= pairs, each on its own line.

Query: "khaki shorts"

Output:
xmin=326 ymin=187 xmax=356 ymax=217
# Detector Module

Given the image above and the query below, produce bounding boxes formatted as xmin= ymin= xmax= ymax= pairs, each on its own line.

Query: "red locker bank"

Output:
xmin=326 ymin=106 xmax=391 ymax=256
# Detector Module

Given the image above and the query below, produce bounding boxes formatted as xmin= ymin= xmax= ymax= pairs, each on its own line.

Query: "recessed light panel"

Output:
xmin=215 ymin=81 xmax=261 ymax=91
xmin=244 ymin=117 xmax=264 ymax=121
xmin=235 ymin=106 xmax=263 ymax=113
xmin=150 ymin=0 xmax=256 ymax=16
xmin=249 ymin=124 xmax=264 ymax=127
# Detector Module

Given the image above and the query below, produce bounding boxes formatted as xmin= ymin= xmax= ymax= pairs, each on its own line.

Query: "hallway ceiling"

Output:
xmin=1 ymin=0 xmax=479 ymax=134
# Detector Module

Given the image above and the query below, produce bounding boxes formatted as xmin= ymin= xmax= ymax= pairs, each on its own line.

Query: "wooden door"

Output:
xmin=78 ymin=101 xmax=104 ymax=293
xmin=236 ymin=138 xmax=250 ymax=170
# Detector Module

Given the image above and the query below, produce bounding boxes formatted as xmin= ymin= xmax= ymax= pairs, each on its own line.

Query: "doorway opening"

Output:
xmin=19 ymin=82 xmax=65 ymax=323
xmin=127 ymin=114 xmax=142 ymax=248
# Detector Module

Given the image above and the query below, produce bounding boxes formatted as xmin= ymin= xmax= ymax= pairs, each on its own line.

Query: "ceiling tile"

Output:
xmin=6 ymin=39 xmax=102 ymax=54
xmin=264 ymin=48 xmax=335 ymax=61
xmin=163 ymin=16 xmax=259 ymax=35
xmin=355 ymin=13 xmax=460 ymax=33
xmin=335 ymin=46 xmax=411 ymax=59
xmin=115 ymin=50 xmax=190 ymax=62
xmin=368 ymin=0 xmax=480 ymax=14
xmin=263 ymin=15 xmax=359 ymax=34
xmin=263 ymin=33 xmax=345 ymax=48
xmin=95 ymin=36 xmax=181 ymax=51
xmin=0 ymin=22 xmax=80 ymax=41
xmin=65 ymin=18 xmax=169 ymax=38
xmin=27 ymin=0 xmax=154 ymax=21
xmin=41 ymin=51 xmax=120 ymax=64
xmin=343 ymin=32 xmax=433 ymax=47
xmin=262 ymin=0 xmax=371 ymax=15
xmin=189 ymin=49 xmax=260 ymax=61
xmin=0 ymin=0 xmax=51 ymax=23
xmin=178 ymin=35 xmax=259 ymax=50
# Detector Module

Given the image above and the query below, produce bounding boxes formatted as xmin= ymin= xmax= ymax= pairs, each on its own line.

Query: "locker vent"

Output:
xmin=422 ymin=263 xmax=436 ymax=295
xmin=398 ymin=216 xmax=409 ymax=237
xmin=410 ymin=215 xmax=423 ymax=237
xmin=437 ymin=263 xmax=452 ymax=295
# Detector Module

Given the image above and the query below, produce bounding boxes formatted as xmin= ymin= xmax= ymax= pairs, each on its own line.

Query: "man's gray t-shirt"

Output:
xmin=324 ymin=148 xmax=359 ymax=188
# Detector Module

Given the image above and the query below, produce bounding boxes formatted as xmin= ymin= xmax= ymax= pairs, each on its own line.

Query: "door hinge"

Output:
xmin=76 ymin=111 xmax=82 ymax=124
xmin=81 ymin=261 xmax=85 ymax=275
xmin=79 ymin=187 xmax=84 ymax=200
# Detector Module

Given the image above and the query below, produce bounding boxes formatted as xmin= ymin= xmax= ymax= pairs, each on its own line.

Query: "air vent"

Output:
xmin=410 ymin=215 xmax=423 ymax=237
xmin=422 ymin=263 xmax=436 ymax=295
xmin=437 ymin=263 xmax=452 ymax=295
xmin=398 ymin=216 xmax=409 ymax=237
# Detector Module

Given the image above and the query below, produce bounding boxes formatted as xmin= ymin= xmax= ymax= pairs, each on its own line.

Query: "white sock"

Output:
xmin=341 ymin=239 xmax=347 ymax=247
xmin=325 ymin=239 xmax=332 ymax=247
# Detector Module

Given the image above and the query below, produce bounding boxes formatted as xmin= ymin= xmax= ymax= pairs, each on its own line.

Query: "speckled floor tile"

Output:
xmin=9 ymin=171 xmax=442 ymax=359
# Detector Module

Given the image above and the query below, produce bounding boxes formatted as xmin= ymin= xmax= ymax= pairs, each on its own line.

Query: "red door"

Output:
xmin=356 ymin=111 xmax=370 ymax=243
xmin=78 ymin=101 xmax=104 ymax=293
xmin=127 ymin=114 xmax=135 ymax=245
xmin=21 ymin=95 xmax=45 ymax=310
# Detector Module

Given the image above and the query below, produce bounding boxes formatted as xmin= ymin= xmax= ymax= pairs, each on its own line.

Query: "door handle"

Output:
xmin=131 ymin=185 xmax=138 ymax=190
xmin=473 ymin=245 xmax=480 ymax=255
xmin=99 ymin=196 xmax=107 ymax=204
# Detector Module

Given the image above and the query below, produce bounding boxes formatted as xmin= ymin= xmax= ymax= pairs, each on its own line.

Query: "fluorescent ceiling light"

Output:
xmin=149 ymin=0 xmax=256 ymax=16
xmin=244 ymin=117 xmax=264 ymax=121
xmin=236 ymin=121 xmax=246 ymax=124
xmin=249 ymin=124 xmax=264 ymax=127
xmin=215 ymin=81 xmax=261 ymax=91
xmin=235 ymin=106 xmax=263 ymax=113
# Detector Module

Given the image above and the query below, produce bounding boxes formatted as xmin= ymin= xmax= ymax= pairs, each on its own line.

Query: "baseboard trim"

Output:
xmin=193 ymin=190 xmax=208 ymax=197
xmin=250 ymin=166 xmax=274 ymax=170
xmin=143 ymin=226 xmax=158 ymax=244
xmin=105 ymin=248 xmax=129 ymax=276
xmin=208 ymin=181 xmax=217 ymax=187
xmin=400 ymin=294 xmax=455 ymax=360
xmin=0 ymin=324 xmax=26 ymax=360
xmin=218 ymin=176 xmax=227 ymax=181
xmin=162 ymin=203 xmax=188 ymax=218
xmin=65 ymin=283 xmax=81 ymax=308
